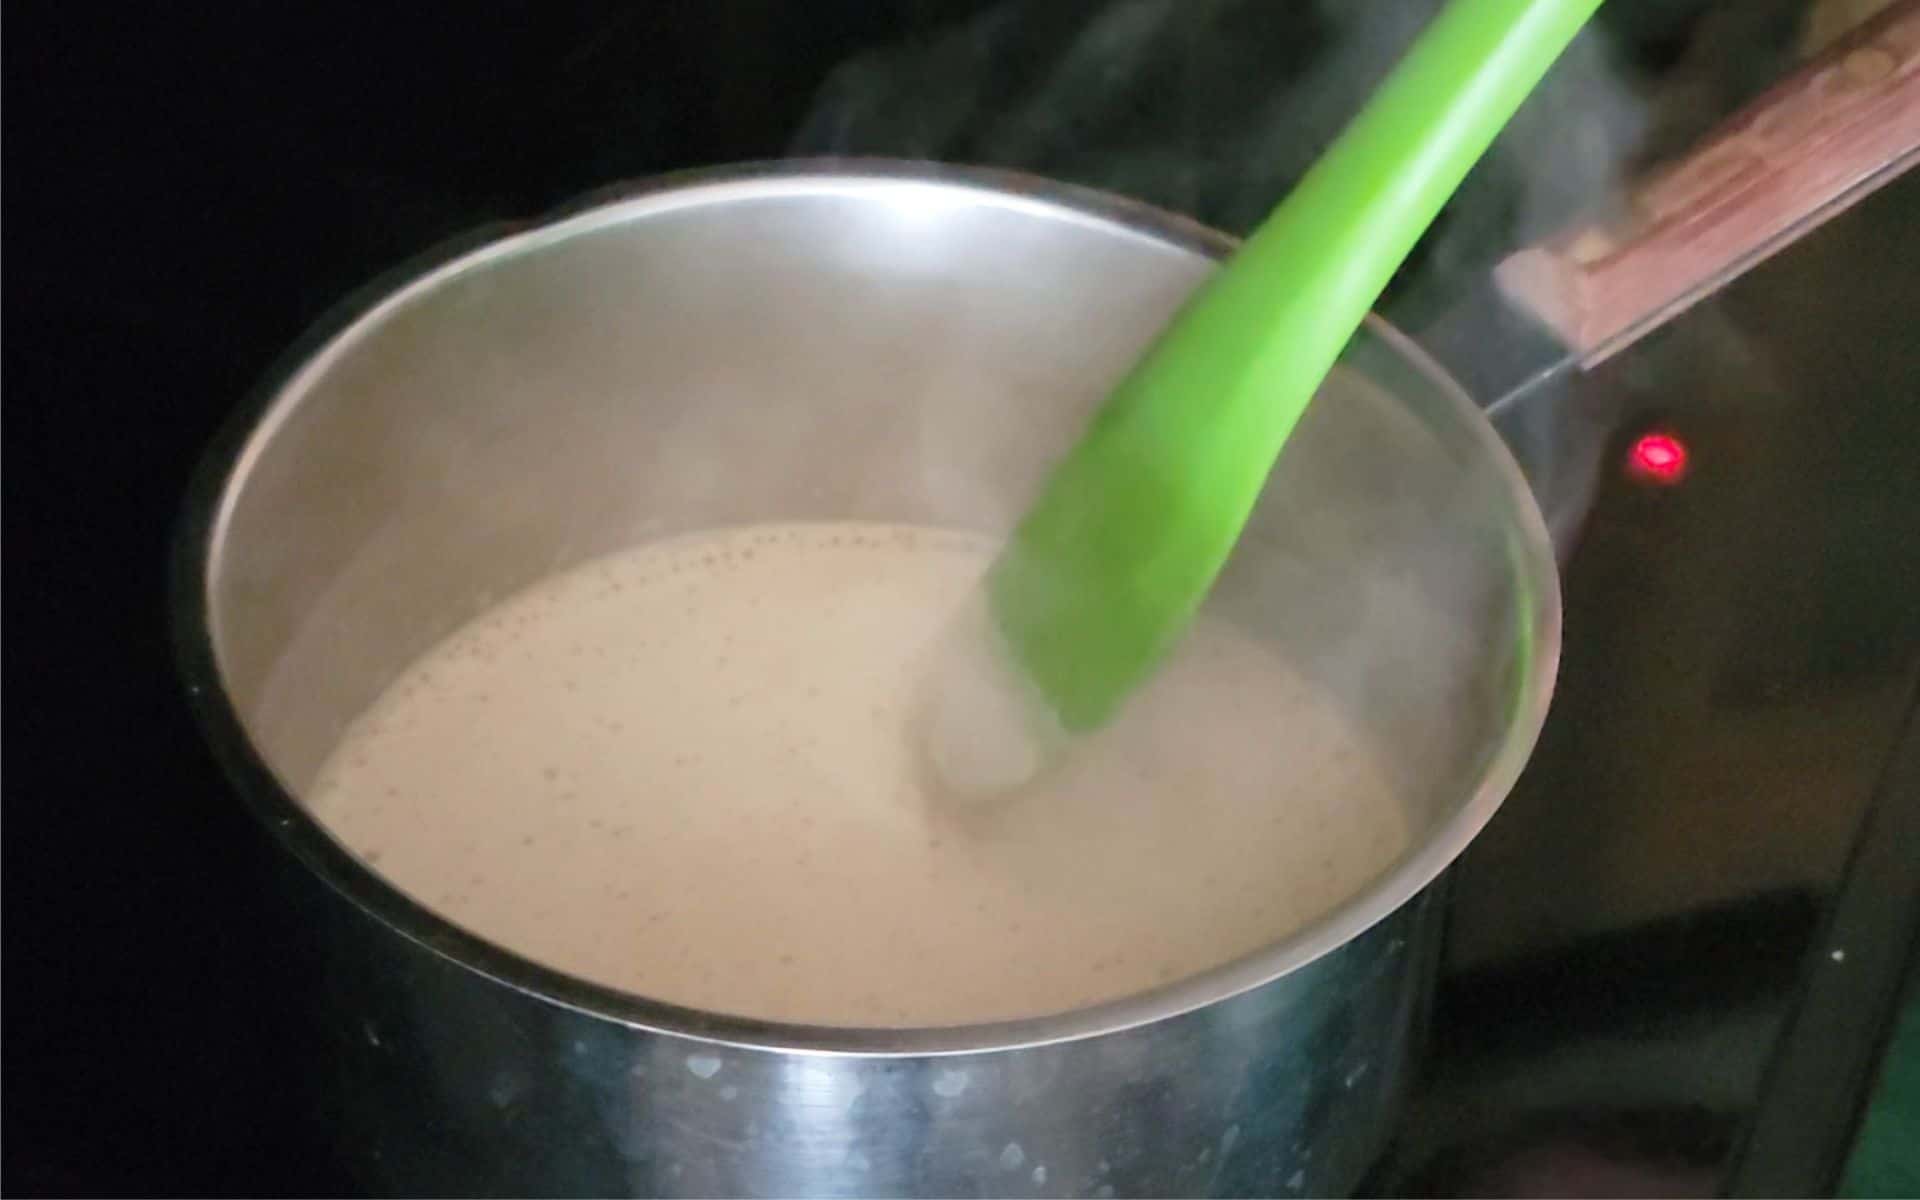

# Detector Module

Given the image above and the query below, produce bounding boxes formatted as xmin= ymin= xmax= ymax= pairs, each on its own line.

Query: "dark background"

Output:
xmin=9 ymin=1 xmax=1919 ymax=1195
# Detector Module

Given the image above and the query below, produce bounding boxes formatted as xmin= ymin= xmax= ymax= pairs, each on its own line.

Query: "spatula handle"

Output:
xmin=992 ymin=0 xmax=1601 ymax=732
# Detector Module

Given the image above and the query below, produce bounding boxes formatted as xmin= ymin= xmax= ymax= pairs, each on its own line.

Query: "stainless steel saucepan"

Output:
xmin=177 ymin=161 xmax=1557 ymax=1195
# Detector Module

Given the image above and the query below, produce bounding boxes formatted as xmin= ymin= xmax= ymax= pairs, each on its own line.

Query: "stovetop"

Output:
xmin=1375 ymin=163 xmax=1920 ymax=1197
xmin=8 ymin=1 xmax=1917 ymax=1194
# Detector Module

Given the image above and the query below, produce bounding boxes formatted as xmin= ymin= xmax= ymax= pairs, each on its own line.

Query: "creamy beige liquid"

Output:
xmin=309 ymin=523 xmax=1409 ymax=1026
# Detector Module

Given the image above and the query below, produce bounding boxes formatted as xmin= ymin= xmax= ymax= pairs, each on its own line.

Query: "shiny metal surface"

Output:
xmin=299 ymin=852 xmax=1443 ymax=1196
xmin=177 ymin=161 xmax=1559 ymax=1195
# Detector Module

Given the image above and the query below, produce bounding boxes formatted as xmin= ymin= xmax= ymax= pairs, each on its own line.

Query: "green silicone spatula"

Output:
xmin=927 ymin=0 xmax=1600 ymax=792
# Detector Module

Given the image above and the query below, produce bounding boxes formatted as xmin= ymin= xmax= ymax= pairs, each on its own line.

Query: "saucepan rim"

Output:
xmin=171 ymin=158 xmax=1561 ymax=1057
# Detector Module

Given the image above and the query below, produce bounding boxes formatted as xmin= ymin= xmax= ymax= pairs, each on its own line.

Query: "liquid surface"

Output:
xmin=309 ymin=523 xmax=1410 ymax=1026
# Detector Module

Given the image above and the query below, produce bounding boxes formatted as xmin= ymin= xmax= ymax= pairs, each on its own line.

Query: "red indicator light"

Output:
xmin=1628 ymin=432 xmax=1689 ymax=484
